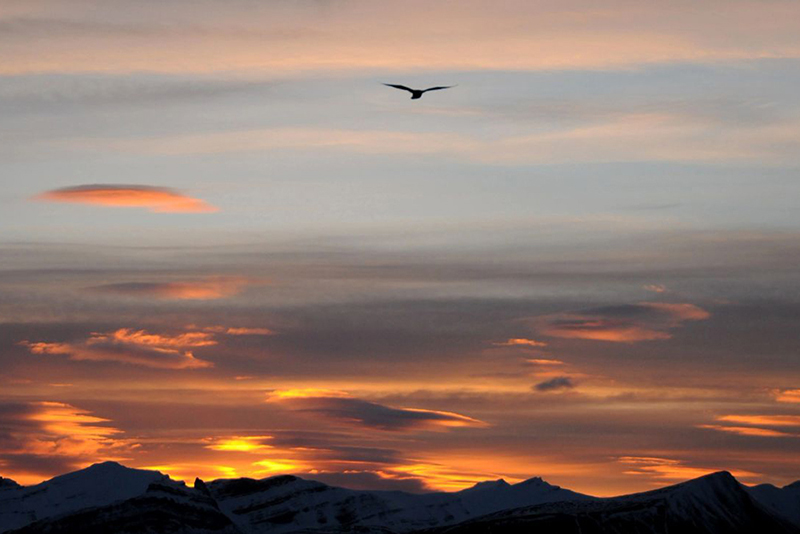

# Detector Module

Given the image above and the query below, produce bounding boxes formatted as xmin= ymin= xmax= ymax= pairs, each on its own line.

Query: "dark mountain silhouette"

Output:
xmin=383 ymin=84 xmax=456 ymax=99
xmin=1 ymin=463 xmax=798 ymax=534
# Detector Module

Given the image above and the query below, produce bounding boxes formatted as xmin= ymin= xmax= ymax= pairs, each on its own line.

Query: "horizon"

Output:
xmin=1 ymin=0 xmax=799 ymax=499
xmin=5 ymin=460 xmax=792 ymax=497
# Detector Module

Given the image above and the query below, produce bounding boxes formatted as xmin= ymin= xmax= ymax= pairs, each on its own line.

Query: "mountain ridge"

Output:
xmin=0 ymin=463 xmax=798 ymax=534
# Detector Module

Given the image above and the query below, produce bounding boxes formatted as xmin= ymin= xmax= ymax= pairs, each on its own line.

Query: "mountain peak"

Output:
xmin=0 ymin=477 xmax=20 ymax=489
xmin=466 ymin=478 xmax=510 ymax=491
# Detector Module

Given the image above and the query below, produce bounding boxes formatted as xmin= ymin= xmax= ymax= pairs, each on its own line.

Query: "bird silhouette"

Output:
xmin=383 ymin=83 xmax=456 ymax=100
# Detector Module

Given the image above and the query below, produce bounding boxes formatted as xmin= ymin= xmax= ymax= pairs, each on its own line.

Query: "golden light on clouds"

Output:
xmin=205 ymin=436 xmax=273 ymax=453
xmin=776 ymin=389 xmax=800 ymax=403
xmin=269 ymin=388 xmax=352 ymax=400
xmin=493 ymin=338 xmax=548 ymax=348
xmin=697 ymin=425 xmax=792 ymax=438
xmin=525 ymin=358 xmax=565 ymax=366
xmin=36 ymin=185 xmax=218 ymax=213
xmin=20 ymin=327 xmax=218 ymax=369
xmin=618 ymin=456 xmax=757 ymax=482
xmin=0 ymin=402 xmax=133 ymax=485
xmin=378 ymin=463 xmax=505 ymax=492
xmin=534 ymin=302 xmax=710 ymax=343
xmin=267 ymin=389 xmax=487 ymax=431
xmin=717 ymin=415 xmax=800 ymax=427
xmin=93 ymin=278 xmax=251 ymax=301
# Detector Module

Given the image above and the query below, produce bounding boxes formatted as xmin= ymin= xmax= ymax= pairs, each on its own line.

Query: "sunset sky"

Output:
xmin=1 ymin=0 xmax=799 ymax=496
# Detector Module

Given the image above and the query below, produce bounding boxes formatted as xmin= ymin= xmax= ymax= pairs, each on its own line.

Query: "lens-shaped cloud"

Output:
xmin=533 ymin=376 xmax=575 ymax=392
xmin=268 ymin=389 xmax=487 ymax=431
xmin=20 ymin=328 xmax=216 ymax=369
xmin=493 ymin=338 xmax=548 ymax=348
xmin=90 ymin=277 xmax=248 ymax=300
xmin=35 ymin=184 xmax=218 ymax=213
xmin=0 ymin=401 xmax=133 ymax=484
xmin=776 ymin=389 xmax=800 ymax=403
xmin=618 ymin=456 xmax=756 ymax=482
xmin=533 ymin=302 xmax=710 ymax=343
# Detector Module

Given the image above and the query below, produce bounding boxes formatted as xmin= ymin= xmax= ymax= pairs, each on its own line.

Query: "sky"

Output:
xmin=1 ymin=0 xmax=799 ymax=496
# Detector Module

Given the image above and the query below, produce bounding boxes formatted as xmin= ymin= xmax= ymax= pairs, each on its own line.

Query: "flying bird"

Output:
xmin=383 ymin=83 xmax=456 ymax=100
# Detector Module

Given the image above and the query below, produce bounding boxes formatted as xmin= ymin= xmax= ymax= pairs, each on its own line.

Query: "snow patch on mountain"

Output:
xmin=0 ymin=462 xmax=176 ymax=533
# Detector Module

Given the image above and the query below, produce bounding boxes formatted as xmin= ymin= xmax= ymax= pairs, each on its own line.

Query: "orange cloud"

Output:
xmin=205 ymin=436 xmax=273 ymax=453
xmin=525 ymin=358 xmax=564 ymax=366
xmin=717 ymin=415 xmax=800 ymax=427
xmin=697 ymin=424 xmax=792 ymax=438
xmin=534 ymin=302 xmax=710 ymax=343
xmin=377 ymin=463 xmax=506 ymax=492
xmin=20 ymin=327 xmax=216 ymax=369
xmin=0 ymin=402 xmax=133 ymax=485
xmin=35 ymin=185 xmax=217 ymax=213
xmin=493 ymin=338 xmax=548 ymax=348
xmin=618 ymin=456 xmax=757 ymax=482
xmin=268 ymin=390 xmax=487 ymax=431
xmin=644 ymin=284 xmax=668 ymax=293
xmin=88 ymin=328 xmax=217 ymax=349
xmin=92 ymin=277 xmax=248 ymax=300
xmin=776 ymin=389 xmax=800 ymax=403
xmin=224 ymin=327 xmax=274 ymax=336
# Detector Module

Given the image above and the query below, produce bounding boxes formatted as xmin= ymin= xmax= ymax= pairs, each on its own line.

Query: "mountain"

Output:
xmin=207 ymin=473 xmax=589 ymax=533
xmin=422 ymin=472 xmax=799 ymax=534
xmin=0 ymin=462 xmax=237 ymax=534
xmin=747 ymin=480 xmax=800 ymax=527
xmin=0 ymin=463 xmax=798 ymax=534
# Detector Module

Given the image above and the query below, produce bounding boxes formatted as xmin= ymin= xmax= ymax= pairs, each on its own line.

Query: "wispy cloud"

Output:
xmin=618 ymin=456 xmax=757 ymax=482
xmin=697 ymin=424 xmax=792 ymax=438
xmin=533 ymin=302 xmax=710 ymax=343
xmin=717 ymin=415 xmax=800 ymax=427
xmin=493 ymin=338 xmax=547 ymax=348
xmin=0 ymin=401 xmax=133 ymax=484
xmin=20 ymin=328 xmax=215 ymax=369
xmin=35 ymin=184 xmax=217 ymax=213
xmin=533 ymin=376 xmax=575 ymax=392
xmin=643 ymin=284 xmax=668 ymax=293
xmin=3 ymin=1 xmax=800 ymax=75
xmin=776 ymin=389 xmax=800 ymax=403
xmin=90 ymin=277 xmax=249 ymax=300
xmin=267 ymin=389 xmax=487 ymax=431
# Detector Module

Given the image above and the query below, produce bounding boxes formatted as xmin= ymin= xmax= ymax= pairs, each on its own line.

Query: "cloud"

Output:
xmin=202 ymin=326 xmax=275 ymax=336
xmin=493 ymin=338 xmax=547 ymax=348
xmin=776 ymin=389 xmax=800 ymax=403
xmin=697 ymin=424 xmax=792 ymax=438
xmin=34 ymin=184 xmax=217 ymax=213
xmin=204 ymin=436 xmax=273 ymax=453
xmin=644 ymin=284 xmax=668 ymax=293
xmin=533 ymin=376 xmax=575 ymax=392
xmin=90 ymin=277 xmax=247 ymax=300
xmin=533 ymin=302 xmax=710 ymax=343
xmin=268 ymin=390 xmax=487 ymax=431
xmin=618 ymin=456 xmax=757 ymax=482
xmin=525 ymin=359 xmax=564 ymax=366
xmin=20 ymin=328 xmax=215 ymax=369
xmin=717 ymin=415 xmax=800 ymax=427
xmin=4 ymin=1 xmax=800 ymax=76
xmin=0 ymin=401 xmax=133 ymax=485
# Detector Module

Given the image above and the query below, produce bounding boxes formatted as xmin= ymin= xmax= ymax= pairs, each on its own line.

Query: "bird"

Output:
xmin=383 ymin=83 xmax=456 ymax=100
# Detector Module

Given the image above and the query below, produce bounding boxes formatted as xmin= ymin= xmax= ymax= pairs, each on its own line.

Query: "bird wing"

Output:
xmin=421 ymin=85 xmax=456 ymax=92
xmin=383 ymin=84 xmax=415 ymax=93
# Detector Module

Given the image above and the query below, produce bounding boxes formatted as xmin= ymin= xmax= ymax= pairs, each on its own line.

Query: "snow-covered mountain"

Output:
xmin=1 ymin=463 xmax=798 ymax=534
xmin=425 ymin=471 xmax=800 ymax=534
xmin=747 ymin=480 xmax=800 ymax=527
xmin=207 ymin=473 xmax=589 ymax=533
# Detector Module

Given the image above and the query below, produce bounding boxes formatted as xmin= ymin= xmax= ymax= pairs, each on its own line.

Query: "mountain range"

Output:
xmin=1 ymin=462 xmax=798 ymax=533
